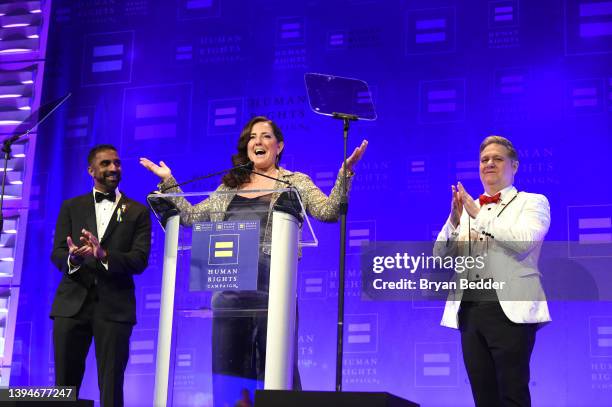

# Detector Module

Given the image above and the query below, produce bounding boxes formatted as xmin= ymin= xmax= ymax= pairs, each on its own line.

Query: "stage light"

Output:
xmin=1 ymin=23 xmax=30 ymax=28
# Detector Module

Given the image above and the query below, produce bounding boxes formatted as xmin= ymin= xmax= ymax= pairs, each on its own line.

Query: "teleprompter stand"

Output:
xmin=252 ymin=74 xmax=419 ymax=406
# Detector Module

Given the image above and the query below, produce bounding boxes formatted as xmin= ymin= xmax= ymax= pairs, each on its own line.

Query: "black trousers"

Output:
xmin=212 ymin=308 xmax=301 ymax=407
xmin=53 ymin=292 xmax=133 ymax=407
xmin=458 ymin=301 xmax=537 ymax=407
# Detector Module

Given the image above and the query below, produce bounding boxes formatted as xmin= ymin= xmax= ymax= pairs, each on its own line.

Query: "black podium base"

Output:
xmin=255 ymin=390 xmax=419 ymax=407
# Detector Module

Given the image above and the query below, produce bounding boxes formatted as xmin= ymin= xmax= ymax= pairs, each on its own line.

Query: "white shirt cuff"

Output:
xmin=67 ymin=256 xmax=81 ymax=274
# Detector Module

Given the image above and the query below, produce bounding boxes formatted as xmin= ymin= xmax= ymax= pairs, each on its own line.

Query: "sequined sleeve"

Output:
xmin=158 ymin=176 xmax=223 ymax=226
xmin=291 ymin=171 xmax=353 ymax=222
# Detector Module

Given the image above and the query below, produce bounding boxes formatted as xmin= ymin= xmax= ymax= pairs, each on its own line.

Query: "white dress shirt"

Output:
xmin=67 ymin=188 xmax=121 ymax=273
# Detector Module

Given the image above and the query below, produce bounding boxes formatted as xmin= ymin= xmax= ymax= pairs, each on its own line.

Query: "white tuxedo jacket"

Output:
xmin=434 ymin=186 xmax=551 ymax=329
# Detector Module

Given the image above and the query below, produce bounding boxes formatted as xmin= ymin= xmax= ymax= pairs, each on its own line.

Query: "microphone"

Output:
xmin=159 ymin=161 xmax=253 ymax=193
xmin=246 ymin=167 xmax=303 ymax=222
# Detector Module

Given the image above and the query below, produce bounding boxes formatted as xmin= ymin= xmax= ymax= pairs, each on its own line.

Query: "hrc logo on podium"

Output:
xmin=208 ymin=234 xmax=239 ymax=265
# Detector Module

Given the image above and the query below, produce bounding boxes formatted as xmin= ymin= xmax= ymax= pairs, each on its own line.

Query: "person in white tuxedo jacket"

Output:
xmin=434 ymin=136 xmax=550 ymax=407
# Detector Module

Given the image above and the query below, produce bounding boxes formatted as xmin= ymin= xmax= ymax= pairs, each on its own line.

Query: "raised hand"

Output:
xmin=450 ymin=184 xmax=463 ymax=228
xmin=457 ymin=182 xmax=480 ymax=219
xmin=343 ymin=140 xmax=368 ymax=174
xmin=139 ymin=157 xmax=172 ymax=181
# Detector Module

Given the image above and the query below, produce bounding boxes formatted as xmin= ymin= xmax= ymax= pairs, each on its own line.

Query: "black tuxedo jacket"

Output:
xmin=50 ymin=192 xmax=151 ymax=324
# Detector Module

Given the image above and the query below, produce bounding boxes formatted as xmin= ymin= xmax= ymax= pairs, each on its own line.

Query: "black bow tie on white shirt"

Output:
xmin=95 ymin=191 xmax=116 ymax=203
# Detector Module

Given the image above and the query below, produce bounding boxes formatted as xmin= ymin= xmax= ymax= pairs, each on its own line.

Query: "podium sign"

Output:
xmin=190 ymin=220 xmax=260 ymax=291
xmin=148 ymin=187 xmax=318 ymax=406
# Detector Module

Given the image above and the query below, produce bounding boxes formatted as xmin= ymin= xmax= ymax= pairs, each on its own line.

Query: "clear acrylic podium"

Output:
xmin=147 ymin=188 xmax=317 ymax=407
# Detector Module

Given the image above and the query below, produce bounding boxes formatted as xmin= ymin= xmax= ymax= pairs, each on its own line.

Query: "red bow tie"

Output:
xmin=479 ymin=193 xmax=501 ymax=206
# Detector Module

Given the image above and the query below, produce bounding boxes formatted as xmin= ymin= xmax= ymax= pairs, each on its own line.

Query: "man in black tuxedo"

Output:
xmin=50 ymin=144 xmax=151 ymax=406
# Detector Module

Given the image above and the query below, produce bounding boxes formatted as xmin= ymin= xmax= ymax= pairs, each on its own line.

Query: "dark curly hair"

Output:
xmin=222 ymin=116 xmax=285 ymax=188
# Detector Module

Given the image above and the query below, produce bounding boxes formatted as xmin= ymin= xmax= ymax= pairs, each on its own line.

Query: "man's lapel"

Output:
xmin=101 ymin=194 xmax=126 ymax=244
xmin=494 ymin=186 xmax=519 ymax=217
xmin=83 ymin=194 xmax=98 ymax=239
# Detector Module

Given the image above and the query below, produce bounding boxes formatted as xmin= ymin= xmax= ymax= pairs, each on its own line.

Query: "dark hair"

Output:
xmin=222 ymin=116 xmax=284 ymax=188
xmin=87 ymin=144 xmax=118 ymax=165
xmin=479 ymin=135 xmax=518 ymax=161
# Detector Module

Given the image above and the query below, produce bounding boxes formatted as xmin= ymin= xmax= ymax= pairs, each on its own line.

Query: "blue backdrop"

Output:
xmin=11 ymin=1 xmax=612 ymax=406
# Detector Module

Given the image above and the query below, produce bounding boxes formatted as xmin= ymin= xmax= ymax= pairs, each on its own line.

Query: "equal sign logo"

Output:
xmin=145 ymin=292 xmax=161 ymax=310
xmin=420 ymin=79 xmax=465 ymax=122
xmin=569 ymin=79 xmax=603 ymax=110
xmin=176 ymin=350 xmax=194 ymax=370
xmin=422 ymin=353 xmax=451 ymax=377
xmin=565 ymin=0 xmax=612 ymax=55
xmin=590 ymin=317 xmax=612 ymax=357
xmin=411 ymin=160 xmax=425 ymax=173
xmin=356 ymin=90 xmax=372 ymax=105
xmin=185 ymin=0 xmax=212 ymax=9
xmin=129 ymin=331 xmax=156 ymax=373
xmin=568 ymin=205 xmax=612 ymax=257
xmin=578 ymin=216 xmax=612 ymax=244
xmin=179 ymin=0 xmax=220 ymax=19
xmin=55 ymin=6 xmax=70 ymax=22
xmin=327 ymin=31 xmax=347 ymax=49
xmin=175 ymin=45 xmax=193 ymax=61
xmin=314 ymin=170 xmax=335 ymax=188
xmin=83 ymin=32 xmax=133 ymax=86
xmin=496 ymin=69 xmax=526 ymax=96
xmin=489 ymin=0 xmax=519 ymax=27
xmin=133 ymin=101 xmax=179 ymax=140
xmin=348 ymin=221 xmax=375 ymax=254
xmin=344 ymin=314 xmax=378 ymax=353
xmin=455 ymin=160 xmax=479 ymax=181
xmin=415 ymin=343 xmax=457 ymax=387
xmin=300 ymin=272 xmax=327 ymax=299
xmin=406 ymin=8 xmax=455 ymax=54
xmin=66 ymin=110 xmax=92 ymax=140
xmin=597 ymin=325 xmax=612 ymax=348
xmin=122 ymin=84 xmax=191 ymax=156
xmin=277 ymin=17 xmax=305 ymax=44
xmin=91 ymin=44 xmax=124 ymax=73
xmin=208 ymin=235 xmax=239 ymax=265
xmin=427 ymin=89 xmax=457 ymax=113
xmin=140 ymin=286 xmax=161 ymax=316
xmin=208 ymin=99 xmax=243 ymax=135
xmin=579 ymin=1 xmax=612 ymax=38
xmin=415 ymin=17 xmax=447 ymax=44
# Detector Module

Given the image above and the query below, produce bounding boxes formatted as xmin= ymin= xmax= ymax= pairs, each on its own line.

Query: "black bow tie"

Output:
xmin=95 ymin=191 xmax=116 ymax=203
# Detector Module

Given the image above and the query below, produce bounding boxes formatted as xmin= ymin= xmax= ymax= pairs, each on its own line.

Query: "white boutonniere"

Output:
xmin=116 ymin=204 xmax=127 ymax=222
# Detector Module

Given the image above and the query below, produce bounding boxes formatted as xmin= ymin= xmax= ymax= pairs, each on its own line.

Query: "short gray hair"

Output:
xmin=479 ymin=135 xmax=518 ymax=161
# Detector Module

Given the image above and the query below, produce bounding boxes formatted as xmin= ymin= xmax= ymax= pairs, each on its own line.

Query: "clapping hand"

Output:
xmin=139 ymin=157 xmax=172 ymax=181
xmin=67 ymin=235 xmax=93 ymax=266
xmin=450 ymin=184 xmax=463 ymax=227
xmin=457 ymin=182 xmax=480 ymax=219
xmin=67 ymin=229 xmax=108 ymax=268
xmin=80 ymin=229 xmax=107 ymax=261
